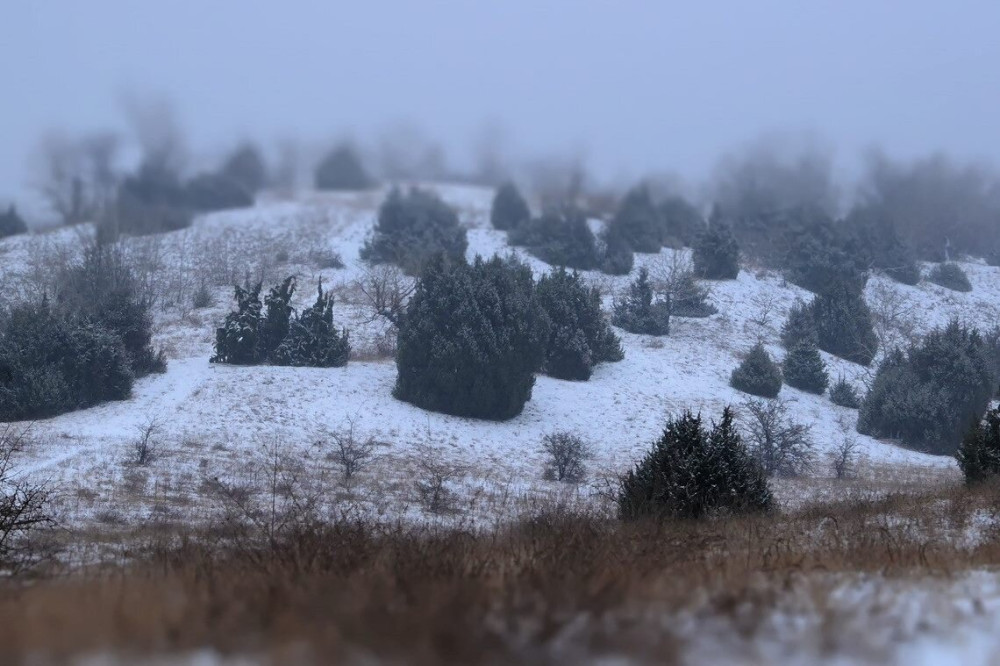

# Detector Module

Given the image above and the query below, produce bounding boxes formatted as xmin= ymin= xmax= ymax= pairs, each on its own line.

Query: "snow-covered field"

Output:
xmin=3 ymin=183 xmax=999 ymax=524
xmin=3 ymin=183 xmax=1000 ymax=664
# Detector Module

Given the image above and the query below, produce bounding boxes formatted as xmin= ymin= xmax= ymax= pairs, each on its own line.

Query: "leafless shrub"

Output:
xmin=749 ymin=292 xmax=779 ymax=329
xmin=129 ymin=417 xmax=162 ymax=467
xmin=356 ymin=263 xmax=415 ymax=327
xmin=830 ymin=435 xmax=861 ymax=480
xmin=319 ymin=417 xmax=384 ymax=482
xmin=540 ymin=432 xmax=593 ymax=483
xmin=413 ymin=446 xmax=465 ymax=515
xmin=740 ymin=398 xmax=814 ymax=477
xmin=204 ymin=436 xmax=322 ymax=548
xmin=0 ymin=426 xmax=53 ymax=574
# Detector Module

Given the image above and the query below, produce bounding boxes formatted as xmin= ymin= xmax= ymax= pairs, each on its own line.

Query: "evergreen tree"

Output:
xmin=394 ymin=255 xmax=548 ymax=420
xmin=693 ymin=223 xmax=740 ymax=279
xmin=599 ymin=226 xmax=635 ymax=275
xmin=259 ymin=277 xmax=296 ymax=360
xmin=730 ymin=343 xmax=782 ymax=398
xmin=956 ymin=407 xmax=1000 ymax=484
xmin=274 ymin=279 xmax=350 ymax=367
xmin=509 ymin=206 xmax=600 ymax=270
xmin=314 ymin=144 xmax=373 ymax=191
xmin=813 ymin=279 xmax=877 ymax=366
xmin=782 ymin=341 xmax=829 ymax=394
xmin=211 ymin=282 xmax=263 ymax=364
xmin=658 ymin=196 xmax=705 ymax=248
xmin=780 ymin=301 xmax=818 ymax=349
xmin=362 ymin=187 xmax=468 ymax=275
xmin=607 ymin=185 xmax=663 ymax=253
xmin=858 ymin=321 xmax=998 ymax=454
xmin=829 ymin=375 xmax=861 ymax=408
xmin=111 ymin=160 xmax=192 ymax=239
xmin=220 ymin=143 xmax=267 ymax=194
xmin=611 ymin=268 xmax=670 ymax=336
xmin=490 ymin=182 xmax=531 ymax=231
xmin=617 ymin=408 xmax=772 ymax=520
xmin=536 ymin=268 xmax=623 ymax=380
xmin=927 ymin=262 xmax=972 ymax=292
xmin=0 ymin=205 xmax=27 ymax=238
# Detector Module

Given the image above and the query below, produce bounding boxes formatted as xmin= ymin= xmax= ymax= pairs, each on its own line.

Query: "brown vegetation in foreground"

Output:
xmin=0 ymin=479 xmax=999 ymax=665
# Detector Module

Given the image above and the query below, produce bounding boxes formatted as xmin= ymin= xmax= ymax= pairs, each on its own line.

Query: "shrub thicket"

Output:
xmin=183 ymin=173 xmax=253 ymax=212
xmin=490 ymin=182 xmax=531 ymax=231
xmin=617 ymin=409 xmax=772 ymax=520
xmin=606 ymin=185 xmax=663 ymax=253
xmin=0 ymin=205 xmax=27 ymax=238
xmin=956 ymin=408 xmax=1000 ymax=484
xmin=612 ymin=268 xmax=670 ymax=336
xmin=273 ymin=280 xmax=350 ymax=367
xmin=0 ymin=302 xmax=134 ymax=421
xmin=813 ymin=280 xmax=877 ymax=366
xmin=693 ymin=224 xmax=740 ymax=279
xmin=394 ymin=255 xmax=547 ymax=420
xmin=509 ymin=207 xmax=599 ymax=270
xmin=536 ymin=268 xmax=622 ymax=380
xmin=111 ymin=161 xmax=193 ymax=239
xmin=315 ymin=144 xmax=373 ymax=191
xmin=829 ymin=375 xmax=861 ymax=409
xmin=56 ymin=244 xmax=164 ymax=376
xmin=858 ymin=320 xmax=998 ymax=454
xmin=220 ymin=143 xmax=267 ymax=195
xmin=730 ymin=343 xmax=782 ymax=398
xmin=782 ymin=341 xmax=829 ymax=394
xmin=362 ymin=187 xmax=468 ymax=275
xmin=927 ymin=263 xmax=972 ymax=292
xmin=212 ymin=277 xmax=349 ymax=367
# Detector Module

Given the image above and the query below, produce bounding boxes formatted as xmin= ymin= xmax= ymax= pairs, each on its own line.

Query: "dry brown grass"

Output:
xmin=1 ymin=478 xmax=1000 ymax=664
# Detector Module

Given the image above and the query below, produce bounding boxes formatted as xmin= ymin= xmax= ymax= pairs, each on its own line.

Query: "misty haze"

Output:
xmin=1 ymin=2 xmax=1000 ymax=664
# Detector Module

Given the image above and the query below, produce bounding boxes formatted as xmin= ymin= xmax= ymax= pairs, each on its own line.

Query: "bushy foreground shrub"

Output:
xmin=617 ymin=409 xmax=772 ymax=520
xmin=829 ymin=375 xmax=861 ymax=409
xmin=927 ymin=262 xmax=972 ymax=292
xmin=394 ymin=255 xmax=547 ymax=420
xmin=0 ymin=205 xmax=27 ymax=238
xmin=782 ymin=340 xmax=828 ymax=394
xmin=362 ymin=187 xmax=467 ymax=275
xmin=612 ymin=268 xmax=670 ymax=336
xmin=212 ymin=277 xmax=349 ymax=367
xmin=314 ymin=144 xmax=373 ymax=191
xmin=490 ymin=182 xmax=530 ymax=231
xmin=693 ymin=224 xmax=740 ymax=279
xmin=858 ymin=320 xmax=998 ymax=454
xmin=536 ymin=268 xmax=622 ymax=380
xmin=956 ymin=407 xmax=1000 ymax=484
xmin=730 ymin=343 xmax=782 ymax=398
xmin=509 ymin=206 xmax=599 ymax=270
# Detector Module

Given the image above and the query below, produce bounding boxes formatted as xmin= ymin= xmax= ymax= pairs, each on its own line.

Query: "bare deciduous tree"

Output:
xmin=740 ymin=398 xmax=814 ymax=477
xmin=33 ymin=131 xmax=120 ymax=225
xmin=356 ymin=263 xmax=415 ymax=327
xmin=0 ymin=426 xmax=53 ymax=574
xmin=829 ymin=434 xmax=861 ymax=479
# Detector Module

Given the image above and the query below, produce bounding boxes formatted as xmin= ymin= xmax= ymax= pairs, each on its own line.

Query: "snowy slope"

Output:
xmin=3 ymin=183 xmax=998 ymax=525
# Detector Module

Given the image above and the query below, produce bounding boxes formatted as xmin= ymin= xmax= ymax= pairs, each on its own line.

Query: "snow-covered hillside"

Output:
xmin=3 ymin=183 xmax=999 ymax=526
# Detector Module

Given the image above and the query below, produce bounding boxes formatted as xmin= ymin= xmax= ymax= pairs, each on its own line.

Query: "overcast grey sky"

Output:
xmin=3 ymin=1 xmax=1000 ymax=211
